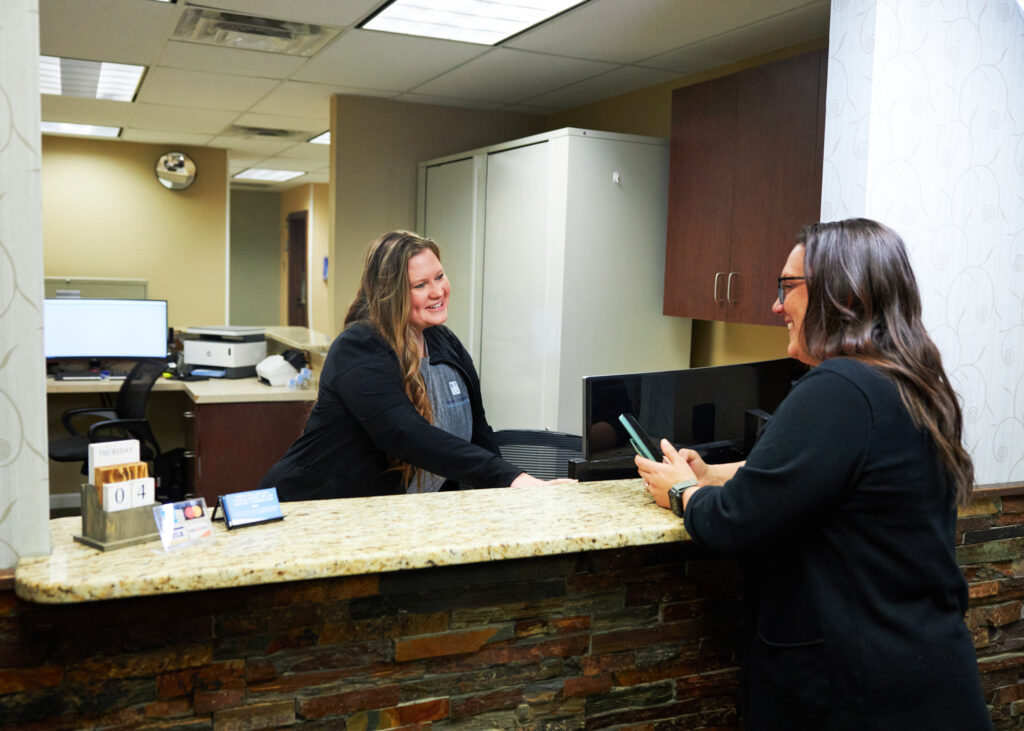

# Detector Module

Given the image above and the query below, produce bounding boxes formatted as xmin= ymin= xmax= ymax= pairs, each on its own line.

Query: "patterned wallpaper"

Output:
xmin=0 ymin=0 xmax=50 ymax=568
xmin=823 ymin=0 xmax=1024 ymax=486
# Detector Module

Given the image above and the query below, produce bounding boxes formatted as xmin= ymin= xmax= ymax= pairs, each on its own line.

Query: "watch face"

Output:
xmin=668 ymin=486 xmax=685 ymax=517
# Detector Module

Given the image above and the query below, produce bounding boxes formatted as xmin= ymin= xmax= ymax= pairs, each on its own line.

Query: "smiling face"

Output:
xmin=771 ymin=244 xmax=817 ymax=365
xmin=407 ymin=249 xmax=450 ymax=334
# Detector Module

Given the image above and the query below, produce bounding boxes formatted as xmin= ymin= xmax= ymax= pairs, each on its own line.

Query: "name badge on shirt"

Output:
xmin=449 ymin=381 xmax=461 ymax=396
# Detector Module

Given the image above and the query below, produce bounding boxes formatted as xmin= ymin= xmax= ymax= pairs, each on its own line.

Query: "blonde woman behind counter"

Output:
xmin=259 ymin=231 xmax=573 ymax=500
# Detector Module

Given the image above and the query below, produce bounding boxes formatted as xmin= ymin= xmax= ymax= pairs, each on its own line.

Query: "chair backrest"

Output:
xmin=493 ymin=429 xmax=582 ymax=480
xmin=115 ymin=359 xmax=165 ymax=419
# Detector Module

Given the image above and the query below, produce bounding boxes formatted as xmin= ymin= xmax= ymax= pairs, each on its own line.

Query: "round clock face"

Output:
xmin=155 ymin=151 xmax=197 ymax=190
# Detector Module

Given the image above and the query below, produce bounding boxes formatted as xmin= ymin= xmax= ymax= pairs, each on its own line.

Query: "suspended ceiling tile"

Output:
xmin=641 ymin=2 xmax=829 ymax=73
xmin=41 ymin=96 xmax=134 ymax=126
xmin=39 ymin=0 xmax=177 ymax=65
xmin=157 ymin=41 xmax=307 ymax=79
xmin=190 ymin=0 xmax=382 ymax=26
xmin=137 ymin=67 xmax=280 ymax=112
xmin=292 ymin=29 xmax=488 ymax=90
xmin=207 ymin=135 xmax=296 ymax=156
xmin=233 ymin=113 xmax=327 ymax=133
xmin=414 ymin=48 xmax=617 ymax=105
xmin=507 ymin=0 xmax=827 ymax=65
xmin=500 ymin=102 xmax=560 ymax=115
xmin=249 ymin=81 xmax=395 ymax=117
xmin=121 ymin=129 xmax=215 ymax=146
xmin=244 ymin=157 xmax=313 ymax=172
xmin=390 ymin=92 xmax=506 ymax=111
xmin=228 ymin=155 xmax=265 ymax=174
xmin=522 ymin=65 xmax=682 ymax=110
xmin=267 ymin=143 xmax=333 ymax=161
xmin=130 ymin=103 xmax=239 ymax=134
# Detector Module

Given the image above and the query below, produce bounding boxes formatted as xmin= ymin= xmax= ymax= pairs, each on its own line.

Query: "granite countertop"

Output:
xmin=264 ymin=326 xmax=332 ymax=355
xmin=15 ymin=480 xmax=688 ymax=604
xmin=46 ymin=375 xmax=316 ymax=404
xmin=183 ymin=376 xmax=316 ymax=404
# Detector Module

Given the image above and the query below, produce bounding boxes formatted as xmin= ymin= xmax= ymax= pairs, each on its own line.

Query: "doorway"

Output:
xmin=286 ymin=210 xmax=308 ymax=327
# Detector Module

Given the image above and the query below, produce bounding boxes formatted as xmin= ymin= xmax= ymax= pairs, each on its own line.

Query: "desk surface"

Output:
xmin=47 ymin=376 xmax=317 ymax=404
xmin=15 ymin=479 xmax=685 ymax=604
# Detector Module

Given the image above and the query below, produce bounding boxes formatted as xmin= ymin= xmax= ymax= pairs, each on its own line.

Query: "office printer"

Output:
xmin=182 ymin=326 xmax=267 ymax=378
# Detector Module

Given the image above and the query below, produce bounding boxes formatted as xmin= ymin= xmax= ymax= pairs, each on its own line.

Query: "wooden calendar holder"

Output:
xmin=73 ymin=484 xmax=159 ymax=552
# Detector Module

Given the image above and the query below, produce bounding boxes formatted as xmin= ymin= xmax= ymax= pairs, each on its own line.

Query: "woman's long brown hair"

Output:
xmin=345 ymin=231 xmax=440 ymax=486
xmin=797 ymin=218 xmax=974 ymax=505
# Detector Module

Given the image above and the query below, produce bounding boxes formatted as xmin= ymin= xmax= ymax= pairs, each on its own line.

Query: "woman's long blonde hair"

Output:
xmin=345 ymin=231 xmax=440 ymax=485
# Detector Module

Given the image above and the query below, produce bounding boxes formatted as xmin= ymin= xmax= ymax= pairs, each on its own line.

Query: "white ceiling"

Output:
xmin=38 ymin=0 xmax=830 ymax=190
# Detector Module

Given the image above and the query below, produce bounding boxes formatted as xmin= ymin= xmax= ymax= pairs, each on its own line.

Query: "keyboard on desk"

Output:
xmin=55 ymin=368 xmax=129 ymax=381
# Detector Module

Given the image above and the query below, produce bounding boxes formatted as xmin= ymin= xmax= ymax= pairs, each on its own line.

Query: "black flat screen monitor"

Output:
xmin=44 ymin=298 xmax=168 ymax=360
xmin=582 ymin=358 xmax=805 ymax=463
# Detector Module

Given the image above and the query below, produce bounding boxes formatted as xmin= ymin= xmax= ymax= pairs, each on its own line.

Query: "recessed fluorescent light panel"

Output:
xmin=308 ymin=131 xmax=330 ymax=145
xmin=234 ymin=168 xmax=305 ymax=182
xmin=41 ymin=121 xmax=121 ymax=138
xmin=39 ymin=56 xmax=145 ymax=102
xmin=361 ymin=0 xmax=588 ymax=45
xmin=173 ymin=7 xmax=339 ymax=56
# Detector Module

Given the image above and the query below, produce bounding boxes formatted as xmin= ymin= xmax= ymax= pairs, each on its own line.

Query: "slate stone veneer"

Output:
xmin=1 ymin=489 xmax=1021 ymax=730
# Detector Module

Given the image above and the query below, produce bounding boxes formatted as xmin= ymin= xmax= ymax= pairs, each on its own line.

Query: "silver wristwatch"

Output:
xmin=668 ymin=478 xmax=698 ymax=517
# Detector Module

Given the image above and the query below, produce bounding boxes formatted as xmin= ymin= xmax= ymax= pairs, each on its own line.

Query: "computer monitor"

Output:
xmin=582 ymin=358 xmax=805 ymax=463
xmin=44 ymin=298 xmax=168 ymax=361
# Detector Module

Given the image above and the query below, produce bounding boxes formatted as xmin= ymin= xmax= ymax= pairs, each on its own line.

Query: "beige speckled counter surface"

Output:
xmin=264 ymin=326 xmax=331 ymax=355
xmin=46 ymin=375 xmax=316 ymax=403
xmin=16 ymin=480 xmax=689 ymax=604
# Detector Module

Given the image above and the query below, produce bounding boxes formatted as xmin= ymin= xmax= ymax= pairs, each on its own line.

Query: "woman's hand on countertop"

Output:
xmin=511 ymin=473 xmax=578 ymax=488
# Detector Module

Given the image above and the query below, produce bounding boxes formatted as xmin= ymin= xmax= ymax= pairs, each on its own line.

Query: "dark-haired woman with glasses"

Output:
xmin=636 ymin=219 xmax=991 ymax=729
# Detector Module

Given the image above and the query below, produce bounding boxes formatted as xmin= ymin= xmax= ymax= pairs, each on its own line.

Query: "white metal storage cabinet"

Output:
xmin=417 ymin=128 xmax=691 ymax=434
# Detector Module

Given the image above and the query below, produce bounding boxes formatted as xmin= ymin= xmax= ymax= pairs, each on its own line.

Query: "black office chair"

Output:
xmin=493 ymin=429 xmax=583 ymax=480
xmin=49 ymin=359 xmax=165 ymax=476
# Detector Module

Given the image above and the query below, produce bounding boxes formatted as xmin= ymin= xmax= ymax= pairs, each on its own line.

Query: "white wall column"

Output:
xmin=823 ymin=0 xmax=1024 ymax=486
xmin=0 ymin=0 xmax=51 ymax=566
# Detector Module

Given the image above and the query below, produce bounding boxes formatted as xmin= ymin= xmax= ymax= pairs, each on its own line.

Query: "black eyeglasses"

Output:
xmin=777 ymin=276 xmax=806 ymax=303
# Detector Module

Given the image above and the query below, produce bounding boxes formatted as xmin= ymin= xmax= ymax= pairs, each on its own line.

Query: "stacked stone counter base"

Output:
xmin=4 ymin=482 xmax=1021 ymax=729
xmin=2 ymin=543 xmax=743 ymax=730
xmin=958 ymin=490 xmax=1024 ymax=730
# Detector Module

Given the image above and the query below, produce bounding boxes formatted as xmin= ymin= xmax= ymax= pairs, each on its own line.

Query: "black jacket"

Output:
xmin=259 ymin=321 xmax=521 ymax=501
xmin=685 ymin=358 xmax=991 ymax=730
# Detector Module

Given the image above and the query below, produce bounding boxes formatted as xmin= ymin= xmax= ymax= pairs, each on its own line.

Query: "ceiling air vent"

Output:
xmin=173 ymin=5 xmax=339 ymax=56
xmin=225 ymin=125 xmax=309 ymax=141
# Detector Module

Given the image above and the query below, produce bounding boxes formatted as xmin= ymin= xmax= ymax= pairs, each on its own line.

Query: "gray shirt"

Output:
xmin=410 ymin=356 xmax=473 ymax=493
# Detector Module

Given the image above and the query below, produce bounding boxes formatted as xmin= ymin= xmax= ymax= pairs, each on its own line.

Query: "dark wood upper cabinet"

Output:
xmin=664 ymin=49 xmax=827 ymax=326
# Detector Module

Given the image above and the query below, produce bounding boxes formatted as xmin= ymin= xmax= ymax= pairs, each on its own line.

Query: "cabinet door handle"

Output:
xmin=183 ymin=450 xmax=196 ymax=459
xmin=713 ymin=272 xmax=725 ymax=303
xmin=726 ymin=272 xmax=738 ymax=303
xmin=183 ymin=411 xmax=195 ymax=419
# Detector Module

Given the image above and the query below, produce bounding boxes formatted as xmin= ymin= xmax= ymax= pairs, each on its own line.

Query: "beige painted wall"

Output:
xmin=546 ymin=40 xmax=826 ymax=367
xmin=230 ymin=189 xmax=281 ymax=326
xmin=41 ymin=136 xmax=228 ymax=329
xmin=311 ymin=183 xmax=330 ymax=337
xmin=331 ymin=96 xmax=544 ymax=330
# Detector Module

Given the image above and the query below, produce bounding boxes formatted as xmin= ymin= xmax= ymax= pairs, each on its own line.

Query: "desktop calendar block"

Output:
xmin=87 ymin=439 xmax=140 ymax=487
xmin=94 ymin=461 xmax=148 ymax=505
xmin=75 ymin=484 xmax=159 ymax=552
xmin=102 ymin=477 xmax=155 ymax=512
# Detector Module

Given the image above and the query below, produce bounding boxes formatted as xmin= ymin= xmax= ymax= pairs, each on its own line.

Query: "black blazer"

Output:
xmin=685 ymin=358 xmax=991 ymax=730
xmin=259 ymin=321 xmax=521 ymax=501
